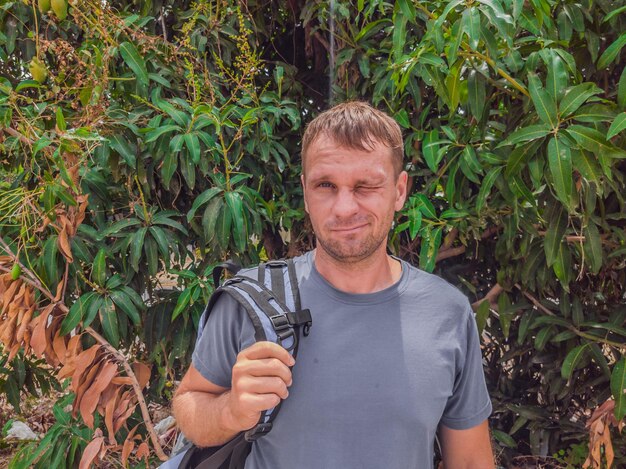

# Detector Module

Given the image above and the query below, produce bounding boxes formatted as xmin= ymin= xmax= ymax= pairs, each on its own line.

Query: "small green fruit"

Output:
xmin=51 ymin=0 xmax=67 ymax=21
xmin=10 ymin=264 xmax=21 ymax=280
xmin=29 ymin=57 xmax=48 ymax=83
xmin=38 ymin=0 xmax=51 ymax=13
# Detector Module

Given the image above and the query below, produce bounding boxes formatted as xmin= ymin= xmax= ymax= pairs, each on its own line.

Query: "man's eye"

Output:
xmin=318 ymin=182 xmax=334 ymax=188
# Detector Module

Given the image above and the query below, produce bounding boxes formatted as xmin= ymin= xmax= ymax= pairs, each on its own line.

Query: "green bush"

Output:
xmin=1 ymin=0 xmax=625 ymax=466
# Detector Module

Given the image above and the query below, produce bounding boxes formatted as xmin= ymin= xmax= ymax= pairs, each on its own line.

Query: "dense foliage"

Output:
xmin=1 ymin=0 xmax=625 ymax=467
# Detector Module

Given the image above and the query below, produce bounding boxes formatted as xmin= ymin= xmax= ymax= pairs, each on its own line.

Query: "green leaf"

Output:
xmin=149 ymin=226 xmax=170 ymax=261
xmin=544 ymin=203 xmax=567 ymax=267
xmin=499 ymin=124 xmax=550 ymax=147
xmin=607 ymin=112 xmax=626 ymax=139
xmin=397 ymin=0 xmax=416 ymax=21
xmin=171 ymin=288 xmax=193 ymax=322
xmin=56 ymin=107 xmax=66 ymax=132
xmin=467 ymin=69 xmax=486 ymax=119
xmin=225 ymin=191 xmax=247 ymax=252
xmin=445 ymin=64 xmax=462 ymax=110
xmin=108 ymin=135 xmax=136 ymax=169
xmin=202 ymin=197 xmax=223 ymax=242
xmin=597 ymin=33 xmax=626 ymax=70
xmin=408 ymin=209 xmax=422 ymax=240
xmin=161 ymin=152 xmax=178 ymax=189
xmin=110 ymin=289 xmax=141 ymax=326
xmin=492 ymin=429 xmax=517 ymax=449
xmin=534 ymin=325 xmax=554 ymax=351
xmin=583 ymin=222 xmax=602 ymax=274
xmin=60 ymin=292 xmax=97 ymax=335
xmin=476 ymin=166 xmax=502 ymax=211
xmin=571 ymin=149 xmax=603 ymax=183
xmin=184 ymin=132 xmax=201 ymax=164
xmin=463 ymin=7 xmax=481 ymax=49
xmin=145 ymin=125 xmax=182 ymax=143
xmin=545 ymin=50 xmax=568 ymax=100
xmin=92 ymin=249 xmax=107 ymax=286
xmin=547 ymin=136 xmax=573 ymax=208
xmin=618 ymin=67 xmax=626 ymax=109
xmin=505 ymin=139 xmax=542 ymax=177
xmin=187 ymin=187 xmax=222 ymax=222
xmin=559 ymin=83 xmax=603 ymax=117
xmin=83 ymin=295 xmax=104 ymax=328
xmin=475 ymin=300 xmax=490 ymax=334
xmin=119 ymin=42 xmax=149 ymax=86
xmin=215 ymin=204 xmax=232 ymax=250
xmin=561 ymin=343 xmax=590 ymax=380
xmin=419 ymin=226 xmax=442 ymax=273
xmin=121 ymin=286 xmax=146 ymax=311
xmin=100 ymin=297 xmax=120 ymax=348
xmin=566 ymin=125 xmax=613 ymax=154
xmin=422 ymin=130 xmax=444 ymax=173
xmin=413 ymin=194 xmax=437 ymax=219
xmin=99 ymin=218 xmax=141 ymax=238
xmin=553 ymin=242 xmax=572 ymax=288
xmin=611 ymin=358 xmax=626 ymax=421
xmin=603 ymin=5 xmax=626 ymax=23
xmin=130 ymin=227 xmax=148 ymax=272
xmin=528 ymin=73 xmax=558 ymax=128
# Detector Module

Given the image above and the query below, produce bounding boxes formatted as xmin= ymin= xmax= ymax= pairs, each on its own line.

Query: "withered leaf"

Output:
xmin=132 ymin=362 xmax=151 ymax=390
xmin=80 ymin=360 xmax=118 ymax=428
xmin=78 ymin=436 xmax=104 ymax=469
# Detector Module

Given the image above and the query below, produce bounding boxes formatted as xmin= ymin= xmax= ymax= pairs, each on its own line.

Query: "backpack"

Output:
xmin=159 ymin=259 xmax=312 ymax=469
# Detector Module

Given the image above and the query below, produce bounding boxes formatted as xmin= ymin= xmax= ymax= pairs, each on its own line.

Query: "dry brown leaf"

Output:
xmin=71 ymin=345 xmax=101 ymax=390
xmin=15 ymin=304 xmax=34 ymax=343
xmin=52 ymin=332 xmax=68 ymax=363
xmin=111 ymin=376 xmax=134 ymax=386
xmin=78 ymin=435 xmax=104 ymax=469
xmin=132 ymin=362 xmax=151 ymax=390
xmin=73 ymin=355 xmax=105 ymax=418
xmin=121 ymin=424 xmax=139 ymax=465
xmin=135 ymin=441 xmax=150 ymax=461
xmin=58 ymin=224 xmax=73 ymax=262
xmin=80 ymin=360 xmax=118 ymax=428
xmin=66 ymin=334 xmax=82 ymax=360
xmin=54 ymin=279 xmax=65 ymax=302
xmin=30 ymin=303 xmax=55 ymax=357
xmin=104 ymin=385 xmax=121 ymax=444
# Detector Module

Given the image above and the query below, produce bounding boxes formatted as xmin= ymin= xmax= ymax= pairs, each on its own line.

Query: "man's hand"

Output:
xmin=226 ymin=341 xmax=295 ymax=431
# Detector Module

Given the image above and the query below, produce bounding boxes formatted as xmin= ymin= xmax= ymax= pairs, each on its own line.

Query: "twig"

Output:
xmin=87 ymin=327 xmax=167 ymax=461
xmin=515 ymin=284 xmax=556 ymax=317
xmin=2 ymin=127 xmax=34 ymax=147
xmin=471 ymin=283 xmax=503 ymax=310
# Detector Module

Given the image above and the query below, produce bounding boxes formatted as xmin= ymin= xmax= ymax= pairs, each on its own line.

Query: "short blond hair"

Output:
xmin=301 ymin=101 xmax=404 ymax=176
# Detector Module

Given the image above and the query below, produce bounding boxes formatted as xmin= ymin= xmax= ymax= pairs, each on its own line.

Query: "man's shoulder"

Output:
xmin=401 ymin=261 xmax=472 ymax=314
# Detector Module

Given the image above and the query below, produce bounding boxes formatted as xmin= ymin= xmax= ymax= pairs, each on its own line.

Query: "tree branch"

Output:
xmin=471 ymin=283 xmax=503 ymax=310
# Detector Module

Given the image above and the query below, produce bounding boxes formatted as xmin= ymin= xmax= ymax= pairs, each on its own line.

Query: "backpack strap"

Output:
xmin=185 ymin=259 xmax=311 ymax=468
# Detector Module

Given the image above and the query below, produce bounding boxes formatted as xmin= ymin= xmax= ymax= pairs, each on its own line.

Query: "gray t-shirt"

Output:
xmin=192 ymin=250 xmax=492 ymax=469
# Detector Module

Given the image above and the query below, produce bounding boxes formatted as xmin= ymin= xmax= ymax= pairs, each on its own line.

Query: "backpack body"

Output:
xmin=159 ymin=259 xmax=312 ymax=469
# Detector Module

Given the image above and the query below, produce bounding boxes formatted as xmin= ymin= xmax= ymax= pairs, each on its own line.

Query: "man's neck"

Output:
xmin=313 ymin=247 xmax=402 ymax=294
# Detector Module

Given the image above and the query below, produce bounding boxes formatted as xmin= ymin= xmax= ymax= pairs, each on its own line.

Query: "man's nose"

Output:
xmin=332 ymin=189 xmax=359 ymax=217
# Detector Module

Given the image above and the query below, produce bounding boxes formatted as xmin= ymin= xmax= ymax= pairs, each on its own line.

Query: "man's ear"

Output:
xmin=394 ymin=171 xmax=408 ymax=211
xmin=301 ymin=174 xmax=309 ymax=213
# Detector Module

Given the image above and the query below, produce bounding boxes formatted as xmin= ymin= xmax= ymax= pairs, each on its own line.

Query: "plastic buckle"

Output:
xmin=244 ymin=422 xmax=273 ymax=442
xmin=223 ymin=277 xmax=244 ymax=286
xmin=266 ymin=260 xmax=288 ymax=268
xmin=270 ymin=315 xmax=289 ymax=331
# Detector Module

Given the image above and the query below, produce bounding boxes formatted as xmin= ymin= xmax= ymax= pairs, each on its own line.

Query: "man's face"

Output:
xmin=301 ymin=136 xmax=408 ymax=264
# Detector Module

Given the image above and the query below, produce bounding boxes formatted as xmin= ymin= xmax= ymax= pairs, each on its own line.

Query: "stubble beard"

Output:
xmin=315 ymin=217 xmax=391 ymax=265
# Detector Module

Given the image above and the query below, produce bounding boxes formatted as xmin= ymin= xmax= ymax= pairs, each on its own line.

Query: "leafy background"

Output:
xmin=0 ymin=0 xmax=625 ymax=467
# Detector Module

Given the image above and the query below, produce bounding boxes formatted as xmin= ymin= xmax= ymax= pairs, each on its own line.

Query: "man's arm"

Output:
xmin=173 ymin=342 xmax=294 ymax=447
xmin=439 ymin=420 xmax=495 ymax=469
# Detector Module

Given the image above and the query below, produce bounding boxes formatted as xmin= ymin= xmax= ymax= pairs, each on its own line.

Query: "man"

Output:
xmin=173 ymin=102 xmax=494 ymax=468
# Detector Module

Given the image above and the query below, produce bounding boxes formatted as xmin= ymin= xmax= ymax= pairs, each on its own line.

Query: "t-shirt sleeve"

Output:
xmin=191 ymin=293 xmax=256 ymax=388
xmin=440 ymin=305 xmax=492 ymax=430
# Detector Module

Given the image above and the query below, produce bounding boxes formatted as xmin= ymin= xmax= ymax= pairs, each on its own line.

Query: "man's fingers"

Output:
xmin=240 ymin=392 xmax=282 ymax=412
xmin=239 ymin=341 xmax=295 ymax=366
xmin=236 ymin=376 xmax=290 ymax=399
xmin=243 ymin=358 xmax=293 ymax=385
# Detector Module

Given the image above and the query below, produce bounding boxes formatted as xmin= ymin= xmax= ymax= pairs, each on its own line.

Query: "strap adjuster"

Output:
xmin=265 ymin=260 xmax=288 ymax=268
xmin=244 ymin=422 xmax=273 ymax=442
xmin=269 ymin=315 xmax=289 ymax=331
